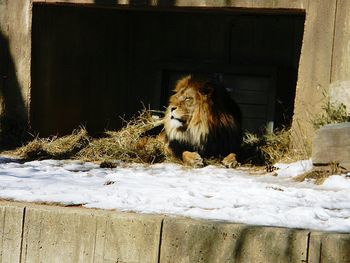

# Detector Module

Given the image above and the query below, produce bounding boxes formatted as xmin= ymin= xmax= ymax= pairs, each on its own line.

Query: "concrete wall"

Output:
xmin=291 ymin=0 xmax=338 ymax=152
xmin=1 ymin=0 xmax=350 ymax=149
xmin=0 ymin=0 xmax=31 ymax=146
xmin=1 ymin=201 xmax=350 ymax=263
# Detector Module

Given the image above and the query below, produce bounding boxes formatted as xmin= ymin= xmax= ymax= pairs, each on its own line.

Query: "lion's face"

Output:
xmin=167 ymin=83 xmax=198 ymax=129
xmin=164 ymin=75 xmax=211 ymax=147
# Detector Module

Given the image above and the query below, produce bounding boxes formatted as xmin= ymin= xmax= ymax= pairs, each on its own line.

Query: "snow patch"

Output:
xmin=0 ymin=157 xmax=349 ymax=232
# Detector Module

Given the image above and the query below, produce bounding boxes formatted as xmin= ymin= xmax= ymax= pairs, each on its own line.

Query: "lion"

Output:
xmin=164 ymin=75 xmax=242 ymax=167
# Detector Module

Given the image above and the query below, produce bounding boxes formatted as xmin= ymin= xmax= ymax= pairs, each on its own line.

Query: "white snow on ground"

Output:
xmin=0 ymin=156 xmax=350 ymax=232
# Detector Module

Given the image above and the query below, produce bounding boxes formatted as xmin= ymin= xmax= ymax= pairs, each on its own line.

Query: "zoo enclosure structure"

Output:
xmin=1 ymin=0 xmax=350 ymax=148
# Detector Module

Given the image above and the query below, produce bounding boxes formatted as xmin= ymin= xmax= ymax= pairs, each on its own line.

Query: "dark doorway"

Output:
xmin=31 ymin=4 xmax=304 ymax=136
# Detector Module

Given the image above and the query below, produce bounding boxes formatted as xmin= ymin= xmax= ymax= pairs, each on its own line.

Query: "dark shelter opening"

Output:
xmin=31 ymin=3 xmax=305 ymax=136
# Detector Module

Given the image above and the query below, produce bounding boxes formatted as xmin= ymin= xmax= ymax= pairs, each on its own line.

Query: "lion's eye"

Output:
xmin=184 ymin=97 xmax=193 ymax=102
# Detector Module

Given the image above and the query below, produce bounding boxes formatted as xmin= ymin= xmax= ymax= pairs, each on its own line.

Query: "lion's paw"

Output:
xmin=182 ymin=151 xmax=203 ymax=167
xmin=222 ymin=153 xmax=238 ymax=168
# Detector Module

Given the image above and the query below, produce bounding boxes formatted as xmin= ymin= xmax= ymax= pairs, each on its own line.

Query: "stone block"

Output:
xmin=3 ymin=201 xmax=162 ymax=263
xmin=0 ymin=204 xmax=24 ymax=263
xmin=160 ymin=217 xmax=309 ymax=263
xmin=309 ymin=232 xmax=350 ymax=263
xmin=21 ymin=206 xmax=97 ymax=263
xmin=94 ymin=212 xmax=162 ymax=263
xmin=312 ymin=122 xmax=350 ymax=170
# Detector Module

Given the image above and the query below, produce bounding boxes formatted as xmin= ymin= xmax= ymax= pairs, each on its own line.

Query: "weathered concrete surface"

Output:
xmin=331 ymin=0 xmax=350 ymax=82
xmin=0 ymin=205 xmax=24 ymax=263
xmin=329 ymin=81 xmax=350 ymax=114
xmin=308 ymin=232 xmax=350 ymax=263
xmin=160 ymin=218 xmax=309 ymax=263
xmin=0 ymin=0 xmax=31 ymax=146
xmin=18 ymin=204 xmax=163 ymax=263
xmin=1 ymin=201 xmax=350 ymax=262
xmin=94 ymin=212 xmax=162 ymax=263
xmin=291 ymin=0 xmax=337 ymax=149
xmin=329 ymin=0 xmax=350 ymax=126
xmin=0 ymin=0 xmax=31 ymax=125
xmin=21 ymin=205 xmax=97 ymax=263
xmin=312 ymin=122 xmax=350 ymax=170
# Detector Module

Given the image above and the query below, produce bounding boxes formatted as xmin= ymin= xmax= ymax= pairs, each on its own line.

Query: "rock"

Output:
xmin=312 ymin=122 xmax=350 ymax=170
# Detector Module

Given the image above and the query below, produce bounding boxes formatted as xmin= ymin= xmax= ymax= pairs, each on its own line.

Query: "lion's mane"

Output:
xmin=164 ymin=75 xmax=242 ymax=159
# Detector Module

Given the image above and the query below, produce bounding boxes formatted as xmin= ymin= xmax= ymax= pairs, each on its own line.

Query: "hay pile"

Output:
xmin=77 ymin=111 xmax=166 ymax=163
xmin=241 ymin=127 xmax=295 ymax=165
xmin=12 ymin=110 xmax=304 ymax=167
xmin=15 ymin=128 xmax=90 ymax=160
xmin=295 ymin=162 xmax=348 ymax=185
xmin=14 ymin=110 xmax=167 ymax=164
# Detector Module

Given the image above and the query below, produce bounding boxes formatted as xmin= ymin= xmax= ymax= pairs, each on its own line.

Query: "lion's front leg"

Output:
xmin=222 ymin=153 xmax=238 ymax=168
xmin=182 ymin=151 xmax=203 ymax=167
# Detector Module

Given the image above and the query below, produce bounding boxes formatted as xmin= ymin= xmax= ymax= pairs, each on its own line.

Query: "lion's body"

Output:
xmin=164 ymin=75 xmax=242 ymax=162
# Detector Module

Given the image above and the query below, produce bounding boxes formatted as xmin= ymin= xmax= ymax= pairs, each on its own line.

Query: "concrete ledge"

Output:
xmin=17 ymin=203 xmax=162 ymax=263
xmin=22 ymin=205 xmax=97 ymax=262
xmin=308 ymin=232 xmax=350 ymax=263
xmin=160 ymin=218 xmax=309 ymax=263
xmin=1 ymin=201 xmax=350 ymax=263
xmin=94 ymin=211 xmax=162 ymax=263
xmin=0 ymin=205 xmax=24 ymax=263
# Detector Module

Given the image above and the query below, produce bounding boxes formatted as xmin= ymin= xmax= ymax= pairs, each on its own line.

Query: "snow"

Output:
xmin=0 ymin=156 xmax=350 ymax=232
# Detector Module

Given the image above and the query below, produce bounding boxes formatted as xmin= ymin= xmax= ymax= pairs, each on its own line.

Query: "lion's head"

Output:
xmin=164 ymin=75 xmax=242 ymax=159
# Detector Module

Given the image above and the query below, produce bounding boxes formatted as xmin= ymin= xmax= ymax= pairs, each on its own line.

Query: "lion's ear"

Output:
xmin=200 ymin=82 xmax=214 ymax=96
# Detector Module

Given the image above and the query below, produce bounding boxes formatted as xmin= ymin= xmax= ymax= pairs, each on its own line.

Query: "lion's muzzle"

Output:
xmin=169 ymin=107 xmax=185 ymax=128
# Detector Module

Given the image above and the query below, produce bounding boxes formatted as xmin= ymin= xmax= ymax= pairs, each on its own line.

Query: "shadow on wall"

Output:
xmin=0 ymin=30 xmax=27 ymax=150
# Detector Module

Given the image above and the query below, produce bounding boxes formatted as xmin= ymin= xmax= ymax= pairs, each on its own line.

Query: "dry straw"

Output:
xmin=241 ymin=127 xmax=301 ymax=165
xmin=77 ymin=113 xmax=166 ymax=163
xmin=15 ymin=128 xmax=90 ymax=160
xmin=11 ymin=108 xmax=324 ymax=167
xmin=14 ymin=110 xmax=166 ymax=164
xmin=13 ymin=113 xmax=303 ymax=166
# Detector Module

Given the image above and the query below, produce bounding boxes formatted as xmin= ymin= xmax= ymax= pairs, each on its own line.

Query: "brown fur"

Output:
xmin=164 ymin=75 xmax=242 ymax=165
